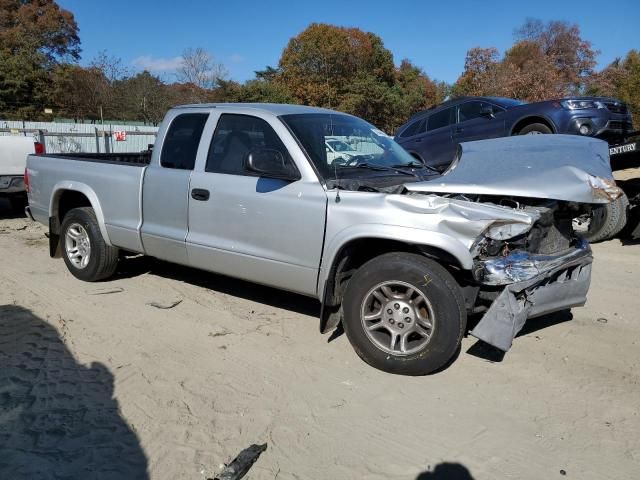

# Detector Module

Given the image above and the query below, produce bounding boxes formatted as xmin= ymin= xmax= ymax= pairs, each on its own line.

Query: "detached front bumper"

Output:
xmin=470 ymin=239 xmax=593 ymax=351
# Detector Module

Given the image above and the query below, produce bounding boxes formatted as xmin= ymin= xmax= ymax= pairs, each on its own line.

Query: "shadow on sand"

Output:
xmin=0 ymin=304 xmax=148 ymax=479
xmin=115 ymin=254 xmax=321 ymax=318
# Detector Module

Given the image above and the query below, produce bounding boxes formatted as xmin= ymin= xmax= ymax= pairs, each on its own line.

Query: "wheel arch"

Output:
xmin=50 ymin=182 xmax=112 ymax=247
xmin=510 ymin=115 xmax=556 ymax=135
xmin=318 ymin=230 xmax=472 ymax=333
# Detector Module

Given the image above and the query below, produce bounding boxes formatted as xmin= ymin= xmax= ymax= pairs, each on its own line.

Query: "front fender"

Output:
xmin=317 ymin=224 xmax=473 ymax=299
xmin=50 ymin=181 xmax=112 ymax=246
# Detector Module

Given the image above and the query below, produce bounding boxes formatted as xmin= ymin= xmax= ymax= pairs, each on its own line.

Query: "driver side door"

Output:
xmin=453 ymin=100 xmax=506 ymax=143
xmin=186 ymin=113 xmax=328 ymax=296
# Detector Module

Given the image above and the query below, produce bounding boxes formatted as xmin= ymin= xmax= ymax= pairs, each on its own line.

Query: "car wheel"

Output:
xmin=518 ymin=123 xmax=552 ymax=135
xmin=342 ymin=252 xmax=466 ymax=375
xmin=60 ymin=207 xmax=119 ymax=281
xmin=577 ymin=193 xmax=629 ymax=243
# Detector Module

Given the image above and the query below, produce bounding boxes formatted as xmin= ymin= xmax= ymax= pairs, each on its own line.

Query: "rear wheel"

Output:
xmin=342 ymin=252 xmax=466 ymax=375
xmin=60 ymin=207 xmax=119 ymax=281
xmin=517 ymin=123 xmax=552 ymax=135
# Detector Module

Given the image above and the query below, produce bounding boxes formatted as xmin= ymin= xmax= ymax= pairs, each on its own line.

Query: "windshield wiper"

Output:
xmin=353 ymin=162 xmax=416 ymax=177
xmin=391 ymin=161 xmax=440 ymax=174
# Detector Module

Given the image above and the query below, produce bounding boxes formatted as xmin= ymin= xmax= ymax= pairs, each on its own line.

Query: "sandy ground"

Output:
xmin=1 ymin=191 xmax=639 ymax=480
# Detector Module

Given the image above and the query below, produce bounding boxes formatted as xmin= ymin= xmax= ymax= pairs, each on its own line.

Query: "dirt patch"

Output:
xmin=1 ymin=206 xmax=639 ymax=479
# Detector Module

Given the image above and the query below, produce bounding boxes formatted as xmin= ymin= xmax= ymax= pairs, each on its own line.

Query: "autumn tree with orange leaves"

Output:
xmin=453 ymin=19 xmax=598 ymax=101
xmin=277 ymin=23 xmax=443 ymax=132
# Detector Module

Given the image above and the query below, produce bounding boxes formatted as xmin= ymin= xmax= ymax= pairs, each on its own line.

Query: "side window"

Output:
xmin=457 ymin=101 xmax=484 ymax=123
xmin=160 ymin=113 xmax=208 ymax=170
xmin=427 ymin=108 xmax=453 ymax=131
xmin=458 ymin=101 xmax=506 ymax=122
xmin=206 ymin=114 xmax=293 ymax=175
xmin=399 ymin=118 xmax=426 ymax=138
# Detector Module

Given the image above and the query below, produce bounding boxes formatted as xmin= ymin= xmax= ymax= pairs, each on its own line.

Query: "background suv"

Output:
xmin=395 ymin=96 xmax=634 ymax=170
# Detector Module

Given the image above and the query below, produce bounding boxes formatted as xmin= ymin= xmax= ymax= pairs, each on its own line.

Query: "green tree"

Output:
xmin=50 ymin=64 xmax=110 ymax=120
xmin=0 ymin=0 xmax=80 ymax=118
xmin=278 ymin=23 xmax=395 ymax=108
xmin=114 ymin=71 xmax=169 ymax=124
xmin=276 ymin=23 xmax=439 ymax=132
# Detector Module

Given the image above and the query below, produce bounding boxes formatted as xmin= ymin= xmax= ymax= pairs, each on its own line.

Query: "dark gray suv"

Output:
xmin=395 ymin=96 xmax=634 ymax=170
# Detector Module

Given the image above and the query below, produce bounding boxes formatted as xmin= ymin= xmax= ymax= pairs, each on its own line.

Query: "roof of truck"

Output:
xmin=173 ymin=103 xmax=342 ymax=116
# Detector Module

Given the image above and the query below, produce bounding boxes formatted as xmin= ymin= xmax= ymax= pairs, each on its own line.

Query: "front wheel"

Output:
xmin=342 ymin=253 xmax=466 ymax=375
xmin=60 ymin=207 xmax=119 ymax=281
xmin=517 ymin=123 xmax=552 ymax=135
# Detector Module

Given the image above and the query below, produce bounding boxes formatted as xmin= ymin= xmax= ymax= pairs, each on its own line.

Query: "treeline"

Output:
xmin=451 ymin=19 xmax=640 ymax=125
xmin=1 ymin=1 xmax=638 ymax=131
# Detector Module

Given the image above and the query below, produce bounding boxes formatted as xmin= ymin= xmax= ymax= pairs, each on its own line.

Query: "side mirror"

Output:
xmin=245 ymin=149 xmax=300 ymax=181
xmin=479 ymin=105 xmax=495 ymax=118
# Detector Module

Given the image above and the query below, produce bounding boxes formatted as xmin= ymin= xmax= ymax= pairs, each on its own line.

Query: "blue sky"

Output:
xmin=58 ymin=0 xmax=639 ymax=84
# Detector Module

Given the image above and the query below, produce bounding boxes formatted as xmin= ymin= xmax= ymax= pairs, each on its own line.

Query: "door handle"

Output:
xmin=455 ymin=127 xmax=464 ymax=134
xmin=191 ymin=188 xmax=210 ymax=201
xmin=415 ymin=138 xmax=423 ymax=143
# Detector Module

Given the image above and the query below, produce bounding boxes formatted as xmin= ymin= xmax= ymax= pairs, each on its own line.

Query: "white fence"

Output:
xmin=0 ymin=120 xmax=158 ymax=154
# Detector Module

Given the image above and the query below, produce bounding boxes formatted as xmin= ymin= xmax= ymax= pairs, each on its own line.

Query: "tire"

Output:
xmin=341 ymin=252 xmax=466 ymax=376
xmin=60 ymin=207 xmax=119 ymax=281
xmin=517 ymin=123 xmax=552 ymax=135
xmin=582 ymin=193 xmax=629 ymax=243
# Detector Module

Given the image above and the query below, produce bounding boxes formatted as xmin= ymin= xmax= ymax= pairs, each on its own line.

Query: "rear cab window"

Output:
xmin=160 ymin=113 xmax=209 ymax=170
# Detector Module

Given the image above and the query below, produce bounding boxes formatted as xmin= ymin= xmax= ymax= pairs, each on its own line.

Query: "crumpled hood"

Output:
xmin=405 ymin=135 xmax=621 ymax=203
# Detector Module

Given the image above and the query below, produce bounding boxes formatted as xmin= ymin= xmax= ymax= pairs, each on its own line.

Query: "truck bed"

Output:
xmin=27 ymin=152 xmax=148 ymax=253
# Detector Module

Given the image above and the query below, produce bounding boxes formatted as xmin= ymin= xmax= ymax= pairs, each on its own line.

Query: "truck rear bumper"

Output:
xmin=470 ymin=242 xmax=592 ymax=351
xmin=0 ymin=175 xmax=25 ymax=194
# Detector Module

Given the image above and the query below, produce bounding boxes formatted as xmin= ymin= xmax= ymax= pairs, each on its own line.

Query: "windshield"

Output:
xmin=491 ymin=97 xmax=528 ymax=108
xmin=281 ymin=113 xmax=419 ymax=180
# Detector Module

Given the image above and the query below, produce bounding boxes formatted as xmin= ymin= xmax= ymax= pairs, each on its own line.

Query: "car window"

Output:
xmin=457 ymin=102 xmax=484 ymax=122
xmin=327 ymin=140 xmax=351 ymax=152
xmin=427 ymin=108 xmax=453 ymax=131
xmin=206 ymin=114 xmax=293 ymax=175
xmin=458 ymin=101 xmax=505 ymax=122
xmin=399 ymin=118 xmax=426 ymax=138
xmin=160 ymin=113 xmax=209 ymax=170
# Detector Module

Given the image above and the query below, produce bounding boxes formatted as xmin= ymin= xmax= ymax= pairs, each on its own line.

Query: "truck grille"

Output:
xmin=604 ymin=102 xmax=629 ymax=114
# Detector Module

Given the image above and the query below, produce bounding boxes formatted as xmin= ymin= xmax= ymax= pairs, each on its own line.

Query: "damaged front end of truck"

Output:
xmin=404 ymin=135 xmax=622 ymax=352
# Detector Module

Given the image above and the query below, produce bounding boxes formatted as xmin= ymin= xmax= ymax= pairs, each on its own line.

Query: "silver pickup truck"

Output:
xmin=26 ymin=103 xmax=621 ymax=375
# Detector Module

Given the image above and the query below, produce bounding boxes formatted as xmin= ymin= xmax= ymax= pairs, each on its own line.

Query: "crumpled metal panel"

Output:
xmin=405 ymin=135 xmax=622 ymax=203
xmin=470 ymin=257 xmax=592 ymax=352
xmin=475 ymin=237 xmax=590 ymax=285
